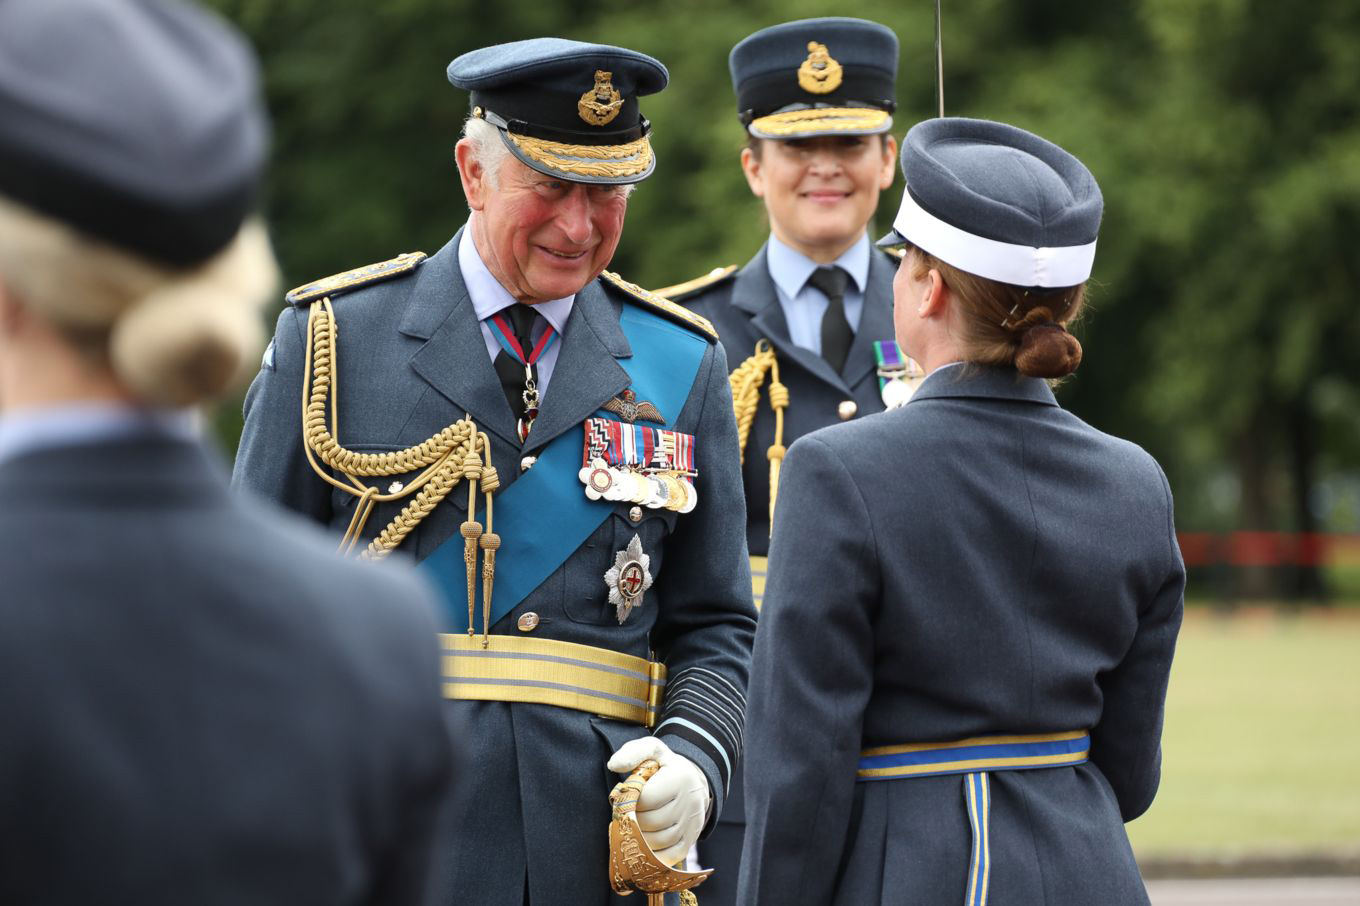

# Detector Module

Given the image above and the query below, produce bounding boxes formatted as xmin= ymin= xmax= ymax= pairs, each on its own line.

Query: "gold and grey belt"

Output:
xmin=857 ymin=731 xmax=1091 ymax=906
xmin=440 ymin=633 xmax=666 ymax=728
xmin=749 ymin=555 xmax=768 ymax=610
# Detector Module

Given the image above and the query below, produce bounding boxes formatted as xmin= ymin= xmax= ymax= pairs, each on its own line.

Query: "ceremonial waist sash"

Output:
xmin=422 ymin=304 xmax=708 ymax=634
xmin=441 ymin=633 xmax=667 ymax=728
xmin=749 ymin=555 xmax=768 ymax=610
xmin=857 ymin=731 xmax=1090 ymax=906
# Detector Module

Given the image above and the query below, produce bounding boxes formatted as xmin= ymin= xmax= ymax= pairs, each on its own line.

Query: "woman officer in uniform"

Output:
xmin=659 ymin=17 xmax=910 ymax=570
xmin=657 ymin=20 xmax=909 ymax=903
xmin=737 ymin=117 xmax=1185 ymax=906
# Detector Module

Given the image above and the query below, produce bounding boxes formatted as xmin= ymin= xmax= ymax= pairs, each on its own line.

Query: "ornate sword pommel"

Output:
xmin=607 ymin=759 xmax=712 ymax=902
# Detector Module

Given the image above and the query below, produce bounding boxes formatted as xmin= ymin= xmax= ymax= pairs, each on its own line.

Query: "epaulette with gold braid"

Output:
xmin=601 ymin=271 xmax=718 ymax=342
xmin=286 ymin=251 xmax=427 ymax=306
xmin=652 ymin=265 xmax=738 ymax=302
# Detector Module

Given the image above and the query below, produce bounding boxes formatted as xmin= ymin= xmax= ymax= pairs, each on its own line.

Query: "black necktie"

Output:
xmin=493 ymin=304 xmax=540 ymax=421
xmin=808 ymin=266 xmax=852 ymax=373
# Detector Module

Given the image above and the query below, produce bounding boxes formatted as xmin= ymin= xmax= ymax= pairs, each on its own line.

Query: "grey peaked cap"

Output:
xmin=894 ymin=117 xmax=1102 ymax=249
xmin=0 ymin=0 xmax=268 ymax=266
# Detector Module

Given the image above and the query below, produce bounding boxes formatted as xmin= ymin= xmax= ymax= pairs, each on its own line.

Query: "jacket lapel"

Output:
xmin=401 ymin=231 xmax=521 ymax=446
xmin=733 ymin=246 xmax=849 ymax=392
xmin=520 ymin=278 xmax=631 ymax=451
xmin=841 ymin=248 xmax=899 ymax=389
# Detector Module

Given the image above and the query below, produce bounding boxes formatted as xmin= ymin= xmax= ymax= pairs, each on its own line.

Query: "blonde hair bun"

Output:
xmin=109 ymin=284 xmax=264 ymax=407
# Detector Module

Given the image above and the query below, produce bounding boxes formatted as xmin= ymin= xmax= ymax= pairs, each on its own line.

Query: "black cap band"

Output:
xmin=736 ymin=66 xmax=896 ymax=124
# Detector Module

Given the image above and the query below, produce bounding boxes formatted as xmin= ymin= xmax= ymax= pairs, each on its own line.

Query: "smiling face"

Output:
xmin=457 ymin=140 xmax=630 ymax=304
xmin=741 ymin=133 xmax=896 ymax=263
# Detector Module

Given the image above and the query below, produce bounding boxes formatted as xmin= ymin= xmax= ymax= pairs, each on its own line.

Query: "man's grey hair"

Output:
xmin=462 ymin=116 xmax=511 ymax=190
xmin=460 ymin=116 xmax=637 ymax=198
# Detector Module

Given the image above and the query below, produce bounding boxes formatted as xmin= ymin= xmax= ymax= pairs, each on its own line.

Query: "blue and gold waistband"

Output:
xmin=857 ymin=730 xmax=1089 ymax=781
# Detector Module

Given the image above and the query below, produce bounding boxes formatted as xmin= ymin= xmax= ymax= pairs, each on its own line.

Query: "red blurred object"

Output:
xmin=1175 ymin=532 xmax=1338 ymax=567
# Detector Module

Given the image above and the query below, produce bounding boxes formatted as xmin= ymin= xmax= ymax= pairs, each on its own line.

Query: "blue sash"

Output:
xmin=422 ymin=305 xmax=708 ymax=633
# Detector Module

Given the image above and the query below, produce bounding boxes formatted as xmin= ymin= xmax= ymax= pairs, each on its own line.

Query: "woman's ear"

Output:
xmin=739 ymin=145 xmax=766 ymax=199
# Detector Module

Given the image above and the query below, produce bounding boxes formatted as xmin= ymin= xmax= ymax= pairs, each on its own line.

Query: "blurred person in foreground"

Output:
xmin=654 ymin=20 xmax=912 ymax=902
xmin=0 ymin=1 xmax=456 ymax=904
xmin=737 ymin=117 xmax=1185 ymax=906
xmin=232 ymin=38 xmax=755 ymax=905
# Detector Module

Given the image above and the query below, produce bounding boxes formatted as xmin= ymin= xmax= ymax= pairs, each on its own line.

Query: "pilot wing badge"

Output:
xmin=603 ymin=389 xmax=665 ymax=424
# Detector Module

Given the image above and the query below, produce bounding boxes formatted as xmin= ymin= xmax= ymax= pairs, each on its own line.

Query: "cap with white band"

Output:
xmin=878 ymin=117 xmax=1103 ymax=289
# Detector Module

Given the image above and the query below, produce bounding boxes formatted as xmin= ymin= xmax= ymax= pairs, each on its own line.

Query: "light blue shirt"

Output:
xmin=459 ymin=228 xmax=574 ymax=401
xmin=0 ymin=404 xmax=197 ymax=467
xmin=766 ymin=231 xmax=871 ymax=356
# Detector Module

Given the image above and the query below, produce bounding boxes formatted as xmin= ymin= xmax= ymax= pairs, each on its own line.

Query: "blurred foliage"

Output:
xmin=206 ymin=0 xmax=1360 ymax=546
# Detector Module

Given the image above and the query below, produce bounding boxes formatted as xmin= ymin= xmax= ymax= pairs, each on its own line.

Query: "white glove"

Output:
xmin=608 ymin=736 xmax=712 ymax=866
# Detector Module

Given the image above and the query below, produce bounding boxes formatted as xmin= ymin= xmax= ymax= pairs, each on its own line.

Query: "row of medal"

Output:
xmin=579 ymin=459 xmax=697 ymax=513
xmin=579 ymin=416 xmax=698 ymax=513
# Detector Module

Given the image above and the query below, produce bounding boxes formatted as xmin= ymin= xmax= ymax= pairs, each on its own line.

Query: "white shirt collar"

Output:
xmin=766 ymin=231 xmax=872 ymax=300
xmin=458 ymin=227 xmax=574 ymax=336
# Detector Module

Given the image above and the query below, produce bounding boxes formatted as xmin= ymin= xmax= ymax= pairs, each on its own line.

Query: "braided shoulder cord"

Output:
xmin=299 ymin=299 xmax=491 ymax=564
xmin=728 ymin=338 xmax=789 ymax=527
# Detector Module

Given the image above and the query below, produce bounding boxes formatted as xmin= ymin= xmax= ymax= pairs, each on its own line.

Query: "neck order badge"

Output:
xmin=488 ymin=307 xmax=559 ymax=442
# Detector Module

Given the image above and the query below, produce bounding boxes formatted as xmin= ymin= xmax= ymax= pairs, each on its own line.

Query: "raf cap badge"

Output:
xmin=579 ymin=70 xmax=623 ymax=126
xmin=605 ymin=534 xmax=653 ymax=623
xmin=797 ymin=41 xmax=843 ymax=95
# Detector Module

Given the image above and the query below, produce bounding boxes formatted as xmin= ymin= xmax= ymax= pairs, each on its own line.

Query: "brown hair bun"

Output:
xmin=1015 ymin=323 xmax=1082 ymax=378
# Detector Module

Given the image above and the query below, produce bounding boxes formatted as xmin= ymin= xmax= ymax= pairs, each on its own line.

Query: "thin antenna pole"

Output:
xmin=934 ymin=0 xmax=945 ymax=117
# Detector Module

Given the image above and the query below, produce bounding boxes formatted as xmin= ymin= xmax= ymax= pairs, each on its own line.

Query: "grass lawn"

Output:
xmin=1127 ymin=608 xmax=1360 ymax=857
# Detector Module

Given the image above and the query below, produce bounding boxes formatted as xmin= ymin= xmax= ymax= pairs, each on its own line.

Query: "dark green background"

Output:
xmin=206 ymin=0 xmax=1360 ymax=593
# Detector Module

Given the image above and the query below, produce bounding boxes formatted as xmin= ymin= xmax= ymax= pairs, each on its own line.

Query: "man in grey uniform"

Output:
xmin=0 ymin=2 xmax=457 ymax=904
xmin=233 ymin=39 xmax=755 ymax=905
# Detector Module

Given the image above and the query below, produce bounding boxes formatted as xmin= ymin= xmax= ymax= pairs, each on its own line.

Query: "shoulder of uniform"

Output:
xmin=651 ymin=265 xmax=738 ymax=303
xmin=285 ymin=251 xmax=427 ymax=307
xmin=601 ymin=270 xmax=719 ymax=342
xmin=879 ymin=245 xmax=905 ymax=261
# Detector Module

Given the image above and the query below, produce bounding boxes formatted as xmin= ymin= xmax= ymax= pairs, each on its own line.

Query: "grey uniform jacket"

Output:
xmin=672 ymin=243 xmax=900 ymax=557
xmin=233 ymin=231 xmax=756 ymax=906
xmin=737 ymin=365 xmax=1186 ymax=906
xmin=0 ymin=435 xmax=455 ymax=906
xmin=669 ymin=242 xmax=898 ymax=906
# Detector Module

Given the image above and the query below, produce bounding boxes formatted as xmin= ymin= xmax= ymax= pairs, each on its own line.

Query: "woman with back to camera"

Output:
xmin=736 ymin=116 xmax=1185 ymax=906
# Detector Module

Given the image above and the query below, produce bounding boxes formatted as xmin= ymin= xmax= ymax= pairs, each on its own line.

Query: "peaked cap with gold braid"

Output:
xmin=448 ymin=39 xmax=668 ymax=185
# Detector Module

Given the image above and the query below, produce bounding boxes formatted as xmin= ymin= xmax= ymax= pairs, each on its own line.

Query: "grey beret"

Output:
xmin=880 ymin=117 xmax=1103 ymax=288
xmin=0 ymin=0 xmax=268 ymax=266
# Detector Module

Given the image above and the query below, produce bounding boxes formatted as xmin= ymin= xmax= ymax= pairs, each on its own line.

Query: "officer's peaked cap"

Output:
xmin=730 ymin=17 xmax=898 ymax=140
xmin=449 ymin=39 xmax=668 ymax=185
